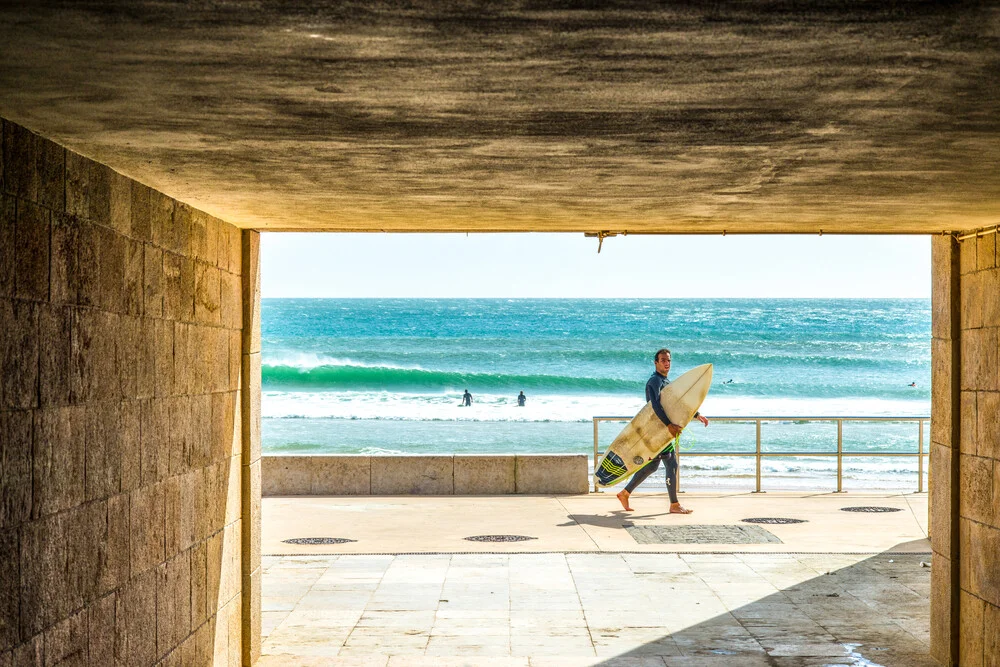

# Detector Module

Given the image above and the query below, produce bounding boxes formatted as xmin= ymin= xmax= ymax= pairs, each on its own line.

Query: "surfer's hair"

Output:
xmin=654 ymin=348 xmax=671 ymax=362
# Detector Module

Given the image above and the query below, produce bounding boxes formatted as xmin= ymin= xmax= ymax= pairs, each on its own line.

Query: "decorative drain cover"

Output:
xmin=464 ymin=535 xmax=538 ymax=543
xmin=625 ymin=524 xmax=782 ymax=545
xmin=741 ymin=517 xmax=807 ymax=525
xmin=840 ymin=506 xmax=903 ymax=513
xmin=281 ymin=537 xmax=357 ymax=545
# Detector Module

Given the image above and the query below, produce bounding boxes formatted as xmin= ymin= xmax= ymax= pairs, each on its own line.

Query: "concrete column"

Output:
xmin=930 ymin=234 xmax=961 ymax=666
xmin=240 ymin=230 xmax=261 ymax=665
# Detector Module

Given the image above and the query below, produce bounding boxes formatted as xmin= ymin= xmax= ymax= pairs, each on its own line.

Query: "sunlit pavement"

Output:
xmin=260 ymin=493 xmax=933 ymax=666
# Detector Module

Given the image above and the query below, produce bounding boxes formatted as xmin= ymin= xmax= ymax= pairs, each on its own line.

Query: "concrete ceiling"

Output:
xmin=1 ymin=1 xmax=998 ymax=233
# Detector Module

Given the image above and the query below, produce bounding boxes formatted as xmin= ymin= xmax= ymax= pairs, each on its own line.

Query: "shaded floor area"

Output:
xmin=259 ymin=551 xmax=933 ymax=666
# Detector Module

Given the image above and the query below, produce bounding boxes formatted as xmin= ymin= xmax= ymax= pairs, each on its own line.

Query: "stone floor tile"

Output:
xmin=262 ymin=610 xmax=292 ymax=638
xmin=392 ymin=657 xmax=528 ymax=666
xmin=259 ymin=654 xmax=389 ymax=666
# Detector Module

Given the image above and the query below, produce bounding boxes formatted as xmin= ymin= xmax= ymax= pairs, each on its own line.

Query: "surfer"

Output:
xmin=617 ymin=348 xmax=709 ymax=513
xmin=517 ymin=391 xmax=526 ymax=407
xmin=462 ymin=389 xmax=473 ymax=406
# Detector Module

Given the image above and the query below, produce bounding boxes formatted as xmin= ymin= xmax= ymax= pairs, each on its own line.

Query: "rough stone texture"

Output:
xmin=985 ymin=602 xmax=1000 ymax=667
xmin=261 ymin=456 xmax=370 ymax=496
xmin=960 ymin=454 xmax=995 ymax=527
xmin=930 ymin=552 xmax=955 ymax=667
xmin=0 ymin=119 xmax=246 ymax=666
xmin=960 ymin=590 xmax=985 ymax=667
xmin=454 ymin=455 xmax=516 ymax=495
xmin=262 ymin=455 xmax=593 ymax=496
xmin=239 ymin=227 xmax=260 ymax=667
xmin=304 ymin=455 xmax=366 ymax=496
xmin=930 ymin=443 xmax=955 ymax=561
xmin=371 ymin=456 xmax=455 ymax=495
xmin=515 ymin=454 xmax=590 ymax=494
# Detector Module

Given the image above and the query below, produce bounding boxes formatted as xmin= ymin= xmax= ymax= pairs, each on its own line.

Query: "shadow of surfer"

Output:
xmin=617 ymin=348 xmax=709 ymax=514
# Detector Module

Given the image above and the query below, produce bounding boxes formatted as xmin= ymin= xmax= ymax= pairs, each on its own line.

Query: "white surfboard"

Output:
xmin=594 ymin=364 xmax=713 ymax=488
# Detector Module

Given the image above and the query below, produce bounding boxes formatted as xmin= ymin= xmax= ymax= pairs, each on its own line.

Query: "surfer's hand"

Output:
xmin=667 ymin=423 xmax=683 ymax=437
xmin=697 ymin=415 xmax=709 ymax=426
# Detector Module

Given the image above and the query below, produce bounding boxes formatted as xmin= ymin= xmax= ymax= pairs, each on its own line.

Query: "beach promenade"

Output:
xmin=259 ymin=492 xmax=933 ymax=666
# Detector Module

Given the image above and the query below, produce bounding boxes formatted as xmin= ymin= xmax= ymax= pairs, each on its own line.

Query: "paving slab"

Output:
xmin=260 ymin=552 xmax=934 ymax=666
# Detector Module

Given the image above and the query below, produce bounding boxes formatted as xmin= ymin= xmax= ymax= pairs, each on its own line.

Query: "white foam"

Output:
xmin=262 ymin=390 xmax=929 ymax=422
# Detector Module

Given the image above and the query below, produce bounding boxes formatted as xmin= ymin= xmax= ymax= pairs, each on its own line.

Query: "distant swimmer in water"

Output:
xmin=461 ymin=389 xmax=473 ymax=406
xmin=517 ymin=391 xmax=526 ymax=407
xmin=909 ymin=382 xmax=917 ymax=387
xmin=723 ymin=379 xmax=734 ymax=384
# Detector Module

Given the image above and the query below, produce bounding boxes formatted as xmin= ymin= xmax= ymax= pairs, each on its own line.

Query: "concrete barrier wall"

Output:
xmin=262 ymin=454 xmax=590 ymax=496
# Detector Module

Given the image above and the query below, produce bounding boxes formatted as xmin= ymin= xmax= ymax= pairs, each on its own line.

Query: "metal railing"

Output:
xmin=592 ymin=416 xmax=930 ymax=493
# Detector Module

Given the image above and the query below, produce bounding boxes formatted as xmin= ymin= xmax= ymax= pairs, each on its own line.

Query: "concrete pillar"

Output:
xmin=240 ymin=231 xmax=262 ymax=665
xmin=931 ymin=231 xmax=1000 ymax=666
xmin=930 ymin=235 xmax=961 ymax=665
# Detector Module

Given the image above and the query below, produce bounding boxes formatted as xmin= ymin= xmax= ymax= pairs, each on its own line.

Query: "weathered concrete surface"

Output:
xmin=264 ymin=455 xmax=590 ymax=496
xmin=371 ymin=455 xmax=455 ymax=496
xmin=1 ymin=2 xmax=998 ymax=233
xmin=262 ymin=456 xmax=372 ymax=497
xmin=454 ymin=455 xmax=516 ymax=495
xmin=516 ymin=454 xmax=590 ymax=495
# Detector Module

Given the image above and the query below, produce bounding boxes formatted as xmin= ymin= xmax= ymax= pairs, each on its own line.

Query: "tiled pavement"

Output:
xmin=259 ymin=551 xmax=935 ymax=666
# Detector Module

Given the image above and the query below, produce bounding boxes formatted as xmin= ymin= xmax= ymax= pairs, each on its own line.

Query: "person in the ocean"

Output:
xmin=616 ymin=348 xmax=709 ymax=513
xmin=462 ymin=389 xmax=473 ymax=406
xmin=517 ymin=391 xmax=526 ymax=407
xmin=909 ymin=382 xmax=917 ymax=387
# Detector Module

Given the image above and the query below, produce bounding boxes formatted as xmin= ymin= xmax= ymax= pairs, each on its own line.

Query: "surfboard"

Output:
xmin=594 ymin=364 xmax=713 ymax=488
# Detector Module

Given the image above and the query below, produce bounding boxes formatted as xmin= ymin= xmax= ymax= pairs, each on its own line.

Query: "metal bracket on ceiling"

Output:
xmin=584 ymin=230 xmax=626 ymax=253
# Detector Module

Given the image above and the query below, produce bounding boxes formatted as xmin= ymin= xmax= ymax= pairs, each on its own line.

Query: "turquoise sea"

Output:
xmin=262 ymin=299 xmax=931 ymax=491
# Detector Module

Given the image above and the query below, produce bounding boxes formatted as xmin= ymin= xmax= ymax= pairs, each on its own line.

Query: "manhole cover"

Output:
xmin=625 ymin=524 xmax=782 ymax=545
xmin=741 ymin=517 xmax=807 ymax=525
xmin=840 ymin=506 xmax=903 ymax=513
xmin=281 ymin=537 xmax=357 ymax=545
xmin=464 ymin=535 xmax=538 ymax=543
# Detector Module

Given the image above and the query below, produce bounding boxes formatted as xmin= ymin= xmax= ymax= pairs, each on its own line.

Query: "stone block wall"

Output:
xmin=0 ymin=119 xmax=250 ymax=665
xmin=261 ymin=454 xmax=591 ymax=496
xmin=931 ymin=233 xmax=1000 ymax=666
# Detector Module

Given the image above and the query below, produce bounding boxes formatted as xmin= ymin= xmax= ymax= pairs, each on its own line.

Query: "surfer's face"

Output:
xmin=655 ymin=353 xmax=671 ymax=376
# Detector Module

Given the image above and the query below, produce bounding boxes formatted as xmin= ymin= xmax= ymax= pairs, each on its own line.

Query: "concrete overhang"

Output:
xmin=1 ymin=1 xmax=997 ymax=234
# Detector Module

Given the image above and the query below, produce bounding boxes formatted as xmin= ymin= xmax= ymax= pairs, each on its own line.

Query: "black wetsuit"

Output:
xmin=517 ymin=393 xmax=526 ymax=407
xmin=623 ymin=371 xmax=682 ymax=501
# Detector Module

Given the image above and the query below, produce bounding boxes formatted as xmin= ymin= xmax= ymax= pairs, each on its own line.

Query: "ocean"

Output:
xmin=261 ymin=298 xmax=931 ymax=492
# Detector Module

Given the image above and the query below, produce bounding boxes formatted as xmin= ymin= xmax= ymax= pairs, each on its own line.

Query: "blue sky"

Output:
xmin=261 ymin=233 xmax=930 ymax=298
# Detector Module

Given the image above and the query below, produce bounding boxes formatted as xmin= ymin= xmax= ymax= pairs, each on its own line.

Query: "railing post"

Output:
xmin=755 ymin=419 xmax=762 ymax=493
xmin=836 ymin=418 xmax=844 ymax=493
xmin=593 ymin=418 xmax=599 ymax=493
xmin=918 ymin=418 xmax=925 ymax=493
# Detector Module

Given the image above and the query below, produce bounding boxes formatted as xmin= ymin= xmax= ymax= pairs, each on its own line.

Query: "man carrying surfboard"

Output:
xmin=616 ymin=349 xmax=709 ymax=513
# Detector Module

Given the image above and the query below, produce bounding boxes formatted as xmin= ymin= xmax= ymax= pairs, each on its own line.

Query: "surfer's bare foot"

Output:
xmin=617 ymin=490 xmax=633 ymax=511
xmin=669 ymin=503 xmax=693 ymax=514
